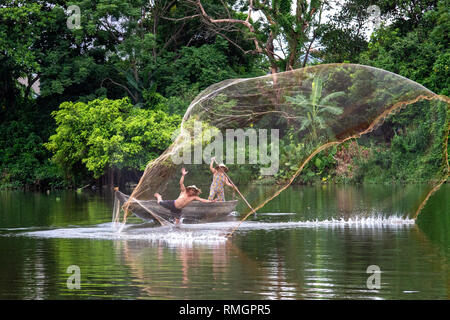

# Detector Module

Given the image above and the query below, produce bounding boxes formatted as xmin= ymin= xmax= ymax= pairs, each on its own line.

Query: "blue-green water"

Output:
xmin=0 ymin=184 xmax=448 ymax=299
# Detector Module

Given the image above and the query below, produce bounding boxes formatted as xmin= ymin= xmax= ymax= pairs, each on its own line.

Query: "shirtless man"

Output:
xmin=154 ymin=168 xmax=214 ymax=225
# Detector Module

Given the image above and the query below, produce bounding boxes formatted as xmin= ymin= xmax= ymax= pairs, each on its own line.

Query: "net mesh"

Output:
xmin=113 ymin=63 xmax=449 ymax=235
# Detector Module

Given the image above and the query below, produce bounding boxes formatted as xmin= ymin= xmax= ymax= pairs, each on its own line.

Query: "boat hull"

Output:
xmin=115 ymin=191 xmax=238 ymax=224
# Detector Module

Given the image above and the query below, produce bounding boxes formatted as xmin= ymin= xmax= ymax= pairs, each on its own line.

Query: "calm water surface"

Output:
xmin=0 ymin=184 xmax=448 ymax=300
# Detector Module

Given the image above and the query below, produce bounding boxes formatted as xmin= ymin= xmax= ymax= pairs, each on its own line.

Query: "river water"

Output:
xmin=0 ymin=184 xmax=448 ymax=299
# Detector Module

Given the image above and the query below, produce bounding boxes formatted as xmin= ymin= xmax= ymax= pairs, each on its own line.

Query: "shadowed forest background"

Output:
xmin=0 ymin=0 xmax=448 ymax=190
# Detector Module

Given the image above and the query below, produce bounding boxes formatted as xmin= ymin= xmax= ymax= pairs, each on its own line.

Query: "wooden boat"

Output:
xmin=115 ymin=190 xmax=238 ymax=224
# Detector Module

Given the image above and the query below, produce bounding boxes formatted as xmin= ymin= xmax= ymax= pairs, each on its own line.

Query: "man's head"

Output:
xmin=186 ymin=185 xmax=201 ymax=196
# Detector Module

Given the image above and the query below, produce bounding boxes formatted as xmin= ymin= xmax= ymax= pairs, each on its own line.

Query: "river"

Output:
xmin=0 ymin=184 xmax=448 ymax=299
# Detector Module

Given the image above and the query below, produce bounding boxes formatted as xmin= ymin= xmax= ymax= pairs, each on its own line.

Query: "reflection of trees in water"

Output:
xmin=393 ymin=225 xmax=450 ymax=299
xmin=326 ymin=184 xmax=432 ymax=219
xmin=116 ymin=236 xmax=313 ymax=299
xmin=415 ymin=186 xmax=450 ymax=294
xmin=238 ymin=223 xmax=449 ymax=299
xmin=254 ymin=184 xmax=429 ymax=220
xmin=335 ymin=186 xmax=356 ymax=219
xmin=116 ymin=239 xmax=266 ymax=299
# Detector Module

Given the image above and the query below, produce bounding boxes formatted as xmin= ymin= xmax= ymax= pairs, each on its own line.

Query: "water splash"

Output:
xmin=15 ymin=223 xmax=228 ymax=246
xmin=4 ymin=213 xmax=415 ymax=247
xmin=236 ymin=215 xmax=415 ymax=230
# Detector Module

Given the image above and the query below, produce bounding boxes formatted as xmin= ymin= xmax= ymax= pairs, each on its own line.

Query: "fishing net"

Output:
xmin=113 ymin=63 xmax=449 ymax=235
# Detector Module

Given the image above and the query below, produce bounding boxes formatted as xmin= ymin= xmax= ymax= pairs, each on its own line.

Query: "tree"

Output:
xmin=314 ymin=0 xmax=441 ymax=64
xmin=168 ymin=0 xmax=327 ymax=73
xmin=285 ymin=77 xmax=344 ymax=140
xmin=0 ymin=0 xmax=261 ymax=189
xmin=66 ymin=0 xmax=262 ymax=107
xmin=45 ymin=98 xmax=181 ymax=187
xmin=358 ymin=0 xmax=449 ymax=95
xmin=0 ymin=1 xmax=62 ymax=107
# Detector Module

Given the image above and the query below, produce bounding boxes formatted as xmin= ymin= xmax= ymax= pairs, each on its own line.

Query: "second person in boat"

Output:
xmin=208 ymin=157 xmax=235 ymax=202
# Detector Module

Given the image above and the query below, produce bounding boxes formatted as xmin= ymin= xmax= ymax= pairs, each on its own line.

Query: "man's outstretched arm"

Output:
xmin=195 ymin=196 xmax=216 ymax=203
xmin=180 ymin=168 xmax=187 ymax=192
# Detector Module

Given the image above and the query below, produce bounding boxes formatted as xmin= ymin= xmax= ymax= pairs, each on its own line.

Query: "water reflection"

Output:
xmin=0 ymin=184 xmax=448 ymax=299
xmin=116 ymin=237 xmax=273 ymax=299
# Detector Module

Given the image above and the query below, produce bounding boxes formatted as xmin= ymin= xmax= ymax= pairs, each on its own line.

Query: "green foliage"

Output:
xmin=316 ymin=24 xmax=368 ymax=64
xmin=298 ymin=147 xmax=338 ymax=184
xmin=353 ymin=101 xmax=448 ymax=184
xmin=155 ymin=37 xmax=247 ymax=98
xmin=45 ymin=98 xmax=181 ymax=183
xmin=275 ymin=133 xmax=338 ymax=184
xmin=1 ymin=0 xmax=448 ymax=189
xmin=275 ymin=99 xmax=448 ymax=186
xmin=168 ymin=0 xmax=325 ymax=71
xmin=0 ymin=1 xmax=42 ymax=72
xmin=0 ymin=99 xmax=64 ymax=189
xmin=0 ymin=1 xmax=263 ymax=188
xmin=359 ymin=0 xmax=449 ymax=95
xmin=285 ymin=77 xmax=345 ymax=140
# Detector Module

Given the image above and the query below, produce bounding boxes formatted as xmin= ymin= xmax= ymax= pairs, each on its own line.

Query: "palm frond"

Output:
xmin=299 ymin=117 xmax=311 ymax=131
xmin=318 ymin=105 xmax=344 ymax=115
xmin=319 ymin=91 xmax=345 ymax=106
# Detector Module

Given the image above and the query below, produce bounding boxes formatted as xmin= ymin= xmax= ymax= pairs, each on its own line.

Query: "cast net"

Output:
xmin=113 ymin=63 xmax=449 ymax=235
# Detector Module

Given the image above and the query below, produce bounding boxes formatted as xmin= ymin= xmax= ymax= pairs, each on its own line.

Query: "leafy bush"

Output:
xmin=353 ymin=101 xmax=448 ymax=184
xmin=45 ymin=97 xmax=181 ymax=185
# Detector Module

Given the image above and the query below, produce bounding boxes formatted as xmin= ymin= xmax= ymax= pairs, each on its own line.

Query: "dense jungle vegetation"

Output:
xmin=0 ymin=0 xmax=448 ymax=189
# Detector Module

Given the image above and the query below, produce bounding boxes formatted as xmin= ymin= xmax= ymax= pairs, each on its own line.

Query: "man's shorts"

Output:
xmin=159 ymin=200 xmax=182 ymax=218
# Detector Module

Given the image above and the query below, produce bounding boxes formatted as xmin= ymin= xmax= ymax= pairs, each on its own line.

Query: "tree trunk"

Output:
xmin=108 ymin=167 xmax=114 ymax=189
